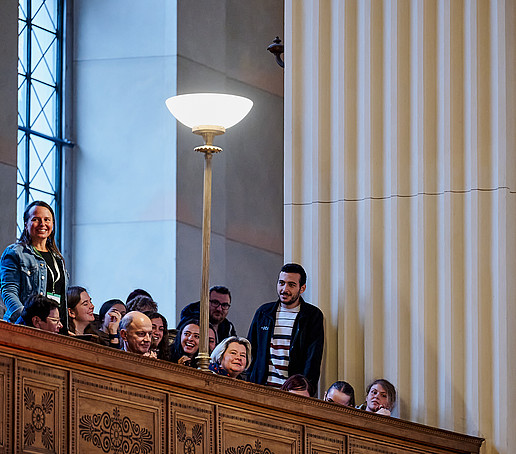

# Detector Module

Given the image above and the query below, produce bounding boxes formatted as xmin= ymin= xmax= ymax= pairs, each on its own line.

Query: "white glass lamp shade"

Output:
xmin=165 ymin=93 xmax=253 ymax=130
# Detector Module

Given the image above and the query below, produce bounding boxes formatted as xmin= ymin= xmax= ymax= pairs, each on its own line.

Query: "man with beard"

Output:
xmin=247 ymin=263 xmax=324 ymax=395
xmin=119 ymin=311 xmax=154 ymax=357
xmin=179 ymin=286 xmax=236 ymax=344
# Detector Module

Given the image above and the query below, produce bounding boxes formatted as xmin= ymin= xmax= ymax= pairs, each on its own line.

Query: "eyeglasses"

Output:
xmin=46 ymin=316 xmax=61 ymax=323
xmin=209 ymin=299 xmax=231 ymax=310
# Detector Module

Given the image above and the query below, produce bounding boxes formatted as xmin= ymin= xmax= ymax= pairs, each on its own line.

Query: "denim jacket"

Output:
xmin=0 ymin=242 xmax=68 ymax=323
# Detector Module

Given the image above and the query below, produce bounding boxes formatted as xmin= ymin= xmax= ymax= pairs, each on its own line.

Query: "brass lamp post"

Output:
xmin=165 ymin=93 xmax=253 ymax=371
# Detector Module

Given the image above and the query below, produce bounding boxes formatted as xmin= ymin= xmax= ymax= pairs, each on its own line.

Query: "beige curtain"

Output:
xmin=284 ymin=1 xmax=516 ymax=452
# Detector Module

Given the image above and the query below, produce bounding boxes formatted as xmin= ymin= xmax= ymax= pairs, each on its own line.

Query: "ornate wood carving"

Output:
xmin=218 ymin=407 xmax=301 ymax=454
xmin=71 ymin=372 xmax=166 ymax=454
xmin=170 ymin=394 xmax=214 ymax=454
xmin=0 ymin=356 xmax=12 ymax=453
xmin=0 ymin=323 xmax=484 ymax=454
xmin=78 ymin=407 xmax=153 ymax=453
xmin=16 ymin=359 xmax=67 ymax=453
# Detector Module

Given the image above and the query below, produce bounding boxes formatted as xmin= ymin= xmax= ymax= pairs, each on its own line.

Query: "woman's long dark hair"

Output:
xmin=66 ymin=286 xmax=87 ymax=334
xmin=144 ymin=311 xmax=170 ymax=361
xmin=169 ymin=318 xmax=199 ymax=367
xmin=19 ymin=201 xmax=64 ymax=262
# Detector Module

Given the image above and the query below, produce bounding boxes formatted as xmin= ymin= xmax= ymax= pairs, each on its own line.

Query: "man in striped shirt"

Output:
xmin=247 ymin=263 xmax=324 ymax=395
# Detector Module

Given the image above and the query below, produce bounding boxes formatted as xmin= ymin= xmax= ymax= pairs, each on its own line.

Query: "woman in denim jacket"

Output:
xmin=0 ymin=201 xmax=68 ymax=328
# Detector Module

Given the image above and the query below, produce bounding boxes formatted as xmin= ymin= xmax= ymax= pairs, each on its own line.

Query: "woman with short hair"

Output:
xmin=209 ymin=336 xmax=251 ymax=379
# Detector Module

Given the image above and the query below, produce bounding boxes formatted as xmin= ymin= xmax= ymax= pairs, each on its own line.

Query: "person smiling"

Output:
xmin=144 ymin=311 xmax=170 ymax=361
xmin=247 ymin=263 xmax=324 ymax=395
xmin=209 ymin=336 xmax=251 ymax=380
xmin=0 ymin=201 xmax=68 ymax=328
xmin=67 ymin=286 xmax=95 ymax=336
xmin=169 ymin=318 xmax=200 ymax=367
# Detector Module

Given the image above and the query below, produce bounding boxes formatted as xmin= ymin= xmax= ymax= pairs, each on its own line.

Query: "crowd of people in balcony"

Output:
xmin=0 ymin=200 xmax=397 ymax=416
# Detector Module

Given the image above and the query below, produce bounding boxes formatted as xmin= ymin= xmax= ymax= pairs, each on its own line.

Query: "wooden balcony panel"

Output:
xmin=0 ymin=321 xmax=483 ymax=454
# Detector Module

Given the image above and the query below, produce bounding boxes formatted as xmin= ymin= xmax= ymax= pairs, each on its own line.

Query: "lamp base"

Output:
xmin=196 ymin=353 xmax=211 ymax=371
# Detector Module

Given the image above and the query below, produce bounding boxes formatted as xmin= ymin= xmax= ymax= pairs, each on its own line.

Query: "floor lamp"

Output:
xmin=165 ymin=93 xmax=253 ymax=371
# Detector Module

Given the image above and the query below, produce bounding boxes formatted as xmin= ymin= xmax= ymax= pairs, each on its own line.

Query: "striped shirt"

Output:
xmin=266 ymin=304 xmax=301 ymax=388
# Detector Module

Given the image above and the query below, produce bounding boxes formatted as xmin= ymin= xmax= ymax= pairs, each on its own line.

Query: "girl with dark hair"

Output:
xmin=169 ymin=318 xmax=200 ymax=367
xmin=87 ymin=299 xmax=127 ymax=347
xmin=280 ymin=374 xmax=314 ymax=397
xmin=144 ymin=312 xmax=170 ymax=361
xmin=324 ymin=381 xmax=356 ymax=407
xmin=357 ymin=378 xmax=397 ymax=416
xmin=67 ymin=286 xmax=95 ymax=336
xmin=0 ymin=201 xmax=69 ymax=328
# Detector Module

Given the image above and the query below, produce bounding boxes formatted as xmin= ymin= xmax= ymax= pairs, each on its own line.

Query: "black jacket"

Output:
xmin=246 ymin=298 xmax=324 ymax=394
xmin=179 ymin=301 xmax=237 ymax=341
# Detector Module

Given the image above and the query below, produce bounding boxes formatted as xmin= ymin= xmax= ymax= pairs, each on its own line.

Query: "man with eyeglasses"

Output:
xmin=179 ymin=285 xmax=237 ymax=345
xmin=17 ymin=294 xmax=63 ymax=334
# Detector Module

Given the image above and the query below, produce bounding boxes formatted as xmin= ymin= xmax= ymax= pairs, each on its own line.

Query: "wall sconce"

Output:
xmin=267 ymin=36 xmax=284 ymax=68
xmin=165 ymin=93 xmax=253 ymax=371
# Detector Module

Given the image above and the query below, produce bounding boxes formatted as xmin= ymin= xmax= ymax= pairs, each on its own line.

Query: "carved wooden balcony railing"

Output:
xmin=0 ymin=321 xmax=483 ymax=453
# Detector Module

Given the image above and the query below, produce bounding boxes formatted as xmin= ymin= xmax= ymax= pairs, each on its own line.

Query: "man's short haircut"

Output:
xmin=126 ymin=288 xmax=152 ymax=304
xmin=280 ymin=263 xmax=307 ymax=287
xmin=20 ymin=294 xmax=59 ymax=327
xmin=209 ymin=285 xmax=231 ymax=302
xmin=210 ymin=336 xmax=252 ymax=370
